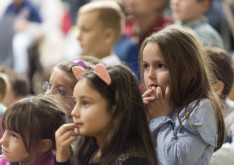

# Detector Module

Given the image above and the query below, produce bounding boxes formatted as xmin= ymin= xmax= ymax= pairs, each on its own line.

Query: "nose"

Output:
xmin=45 ymin=88 xmax=53 ymax=96
xmin=0 ymin=132 xmax=7 ymax=146
xmin=148 ymin=68 xmax=156 ymax=80
xmin=71 ymin=104 xmax=80 ymax=119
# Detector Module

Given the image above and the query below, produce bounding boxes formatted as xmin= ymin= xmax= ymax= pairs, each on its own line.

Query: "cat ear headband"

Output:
xmin=72 ymin=63 xmax=111 ymax=85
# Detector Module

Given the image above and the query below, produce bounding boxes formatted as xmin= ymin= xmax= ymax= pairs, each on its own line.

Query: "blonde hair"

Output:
xmin=78 ymin=1 xmax=125 ymax=43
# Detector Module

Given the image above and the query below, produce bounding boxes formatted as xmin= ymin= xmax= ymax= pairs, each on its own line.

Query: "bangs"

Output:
xmin=2 ymin=108 xmax=22 ymax=133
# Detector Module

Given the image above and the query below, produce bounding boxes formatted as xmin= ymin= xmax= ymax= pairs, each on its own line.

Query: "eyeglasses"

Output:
xmin=43 ymin=81 xmax=74 ymax=98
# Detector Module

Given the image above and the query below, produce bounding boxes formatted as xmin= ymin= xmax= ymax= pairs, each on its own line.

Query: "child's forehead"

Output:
xmin=51 ymin=68 xmax=76 ymax=86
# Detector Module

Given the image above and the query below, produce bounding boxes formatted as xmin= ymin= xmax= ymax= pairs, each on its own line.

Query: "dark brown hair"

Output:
xmin=72 ymin=64 xmax=157 ymax=165
xmin=2 ymin=95 xmax=66 ymax=154
xmin=204 ymin=47 xmax=234 ymax=100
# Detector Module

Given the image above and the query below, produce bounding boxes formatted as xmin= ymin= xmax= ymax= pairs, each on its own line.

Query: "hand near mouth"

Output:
xmin=55 ymin=123 xmax=79 ymax=162
xmin=142 ymin=84 xmax=174 ymax=120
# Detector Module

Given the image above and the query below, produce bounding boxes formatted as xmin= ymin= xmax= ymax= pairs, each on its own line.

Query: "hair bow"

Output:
xmin=72 ymin=63 xmax=111 ymax=85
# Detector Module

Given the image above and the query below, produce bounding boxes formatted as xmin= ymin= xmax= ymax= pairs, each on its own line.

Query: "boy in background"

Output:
xmin=76 ymin=0 xmax=122 ymax=65
xmin=170 ymin=0 xmax=224 ymax=48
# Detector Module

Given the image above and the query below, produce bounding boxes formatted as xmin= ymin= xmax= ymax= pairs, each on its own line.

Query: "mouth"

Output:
xmin=74 ymin=122 xmax=83 ymax=128
xmin=149 ymin=84 xmax=157 ymax=89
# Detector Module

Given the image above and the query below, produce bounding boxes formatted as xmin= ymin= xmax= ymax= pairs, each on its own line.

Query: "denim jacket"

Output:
xmin=150 ymin=99 xmax=217 ymax=165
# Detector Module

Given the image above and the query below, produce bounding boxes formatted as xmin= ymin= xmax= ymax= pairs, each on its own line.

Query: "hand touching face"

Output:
xmin=142 ymin=43 xmax=174 ymax=119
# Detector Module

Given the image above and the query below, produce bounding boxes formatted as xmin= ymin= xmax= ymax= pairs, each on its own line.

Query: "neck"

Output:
xmin=95 ymin=49 xmax=113 ymax=60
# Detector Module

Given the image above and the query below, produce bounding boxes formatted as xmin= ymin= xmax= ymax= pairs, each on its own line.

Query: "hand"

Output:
xmin=55 ymin=123 xmax=79 ymax=162
xmin=142 ymin=84 xmax=174 ymax=120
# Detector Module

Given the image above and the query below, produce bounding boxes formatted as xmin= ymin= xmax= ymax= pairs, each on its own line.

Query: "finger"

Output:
xmin=56 ymin=128 xmax=79 ymax=142
xmin=143 ymin=95 xmax=155 ymax=102
xmin=56 ymin=123 xmax=78 ymax=135
xmin=142 ymin=89 xmax=152 ymax=97
xmin=156 ymin=86 xmax=163 ymax=99
xmin=143 ymin=100 xmax=148 ymax=104
xmin=164 ymin=84 xmax=171 ymax=100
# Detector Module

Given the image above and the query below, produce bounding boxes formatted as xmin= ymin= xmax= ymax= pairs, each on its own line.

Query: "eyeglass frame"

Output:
xmin=43 ymin=81 xmax=74 ymax=98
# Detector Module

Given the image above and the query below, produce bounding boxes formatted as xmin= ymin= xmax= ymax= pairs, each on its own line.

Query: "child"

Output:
xmin=44 ymin=57 xmax=101 ymax=122
xmin=0 ymin=95 xmax=66 ymax=165
xmin=206 ymin=47 xmax=234 ymax=165
xmin=141 ymin=26 xmax=224 ymax=165
xmin=76 ymin=0 xmax=123 ymax=65
xmin=0 ymin=66 xmax=30 ymax=108
xmin=54 ymin=64 xmax=157 ymax=164
xmin=170 ymin=0 xmax=224 ymax=48
xmin=124 ymin=0 xmax=173 ymax=44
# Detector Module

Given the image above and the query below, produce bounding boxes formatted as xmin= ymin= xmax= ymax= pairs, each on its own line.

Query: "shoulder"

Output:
xmin=177 ymin=99 xmax=218 ymax=146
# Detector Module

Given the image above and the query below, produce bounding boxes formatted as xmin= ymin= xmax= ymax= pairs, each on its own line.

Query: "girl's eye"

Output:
xmin=158 ymin=63 xmax=166 ymax=69
xmin=143 ymin=63 xmax=149 ymax=69
xmin=11 ymin=132 xmax=18 ymax=138
xmin=82 ymin=100 xmax=90 ymax=106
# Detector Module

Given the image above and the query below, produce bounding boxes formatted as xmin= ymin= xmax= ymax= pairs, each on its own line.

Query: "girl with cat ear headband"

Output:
xmin=54 ymin=64 xmax=157 ymax=165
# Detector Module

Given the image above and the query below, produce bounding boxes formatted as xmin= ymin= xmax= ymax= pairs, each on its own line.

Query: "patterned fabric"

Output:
xmin=175 ymin=17 xmax=224 ymax=48
xmin=114 ymin=147 xmax=144 ymax=165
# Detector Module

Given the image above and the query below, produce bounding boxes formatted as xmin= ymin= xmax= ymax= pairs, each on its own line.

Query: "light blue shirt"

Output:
xmin=150 ymin=99 xmax=217 ymax=165
xmin=175 ymin=17 xmax=224 ymax=49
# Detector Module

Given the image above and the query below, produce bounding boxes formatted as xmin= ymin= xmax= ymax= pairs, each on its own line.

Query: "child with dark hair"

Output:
xmin=140 ymin=26 xmax=224 ymax=165
xmin=54 ymin=64 xmax=157 ymax=165
xmin=206 ymin=47 xmax=234 ymax=165
xmin=0 ymin=95 xmax=66 ymax=165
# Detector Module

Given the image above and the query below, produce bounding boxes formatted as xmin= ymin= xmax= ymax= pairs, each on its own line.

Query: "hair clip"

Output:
xmin=72 ymin=59 xmax=89 ymax=69
xmin=72 ymin=63 xmax=111 ymax=85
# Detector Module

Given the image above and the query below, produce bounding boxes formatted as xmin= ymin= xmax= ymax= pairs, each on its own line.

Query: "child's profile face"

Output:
xmin=170 ymin=0 xmax=206 ymax=23
xmin=45 ymin=68 xmax=75 ymax=117
xmin=72 ymin=78 xmax=113 ymax=139
xmin=0 ymin=129 xmax=28 ymax=162
xmin=77 ymin=11 xmax=107 ymax=59
xmin=142 ymin=42 xmax=171 ymax=96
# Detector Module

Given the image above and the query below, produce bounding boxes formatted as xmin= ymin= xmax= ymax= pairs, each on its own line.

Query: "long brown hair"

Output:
xmin=72 ymin=64 xmax=157 ymax=164
xmin=140 ymin=25 xmax=224 ymax=151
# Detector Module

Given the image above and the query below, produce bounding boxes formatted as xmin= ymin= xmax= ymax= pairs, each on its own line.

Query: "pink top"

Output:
xmin=0 ymin=151 xmax=54 ymax=165
xmin=0 ymin=155 xmax=9 ymax=165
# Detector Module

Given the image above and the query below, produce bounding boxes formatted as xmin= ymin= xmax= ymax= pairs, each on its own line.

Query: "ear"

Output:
xmin=39 ymin=139 xmax=52 ymax=153
xmin=214 ymin=80 xmax=224 ymax=96
xmin=104 ymin=28 xmax=115 ymax=45
xmin=72 ymin=66 xmax=85 ymax=79
xmin=200 ymin=0 xmax=211 ymax=13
